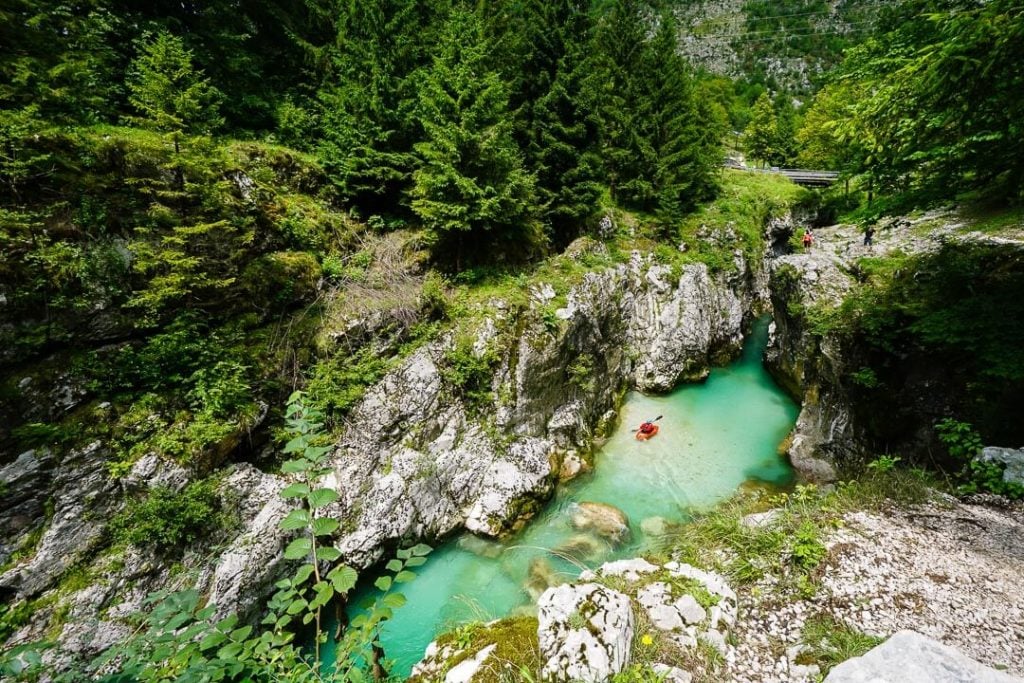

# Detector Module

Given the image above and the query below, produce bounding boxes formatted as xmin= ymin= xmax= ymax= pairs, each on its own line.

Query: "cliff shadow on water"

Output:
xmin=329 ymin=316 xmax=798 ymax=677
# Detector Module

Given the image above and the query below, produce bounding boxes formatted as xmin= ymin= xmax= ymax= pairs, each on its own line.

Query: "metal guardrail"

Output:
xmin=730 ymin=164 xmax=840 ymax=186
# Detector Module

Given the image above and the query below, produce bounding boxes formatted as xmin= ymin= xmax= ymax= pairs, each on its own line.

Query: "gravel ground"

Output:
xmin=725 ymin=499 xmax=1024 ymax=682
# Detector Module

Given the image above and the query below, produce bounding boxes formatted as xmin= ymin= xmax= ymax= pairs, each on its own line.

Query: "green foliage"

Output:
xmin=866 ymin=455 xmax=901 ymax=473
xmin=806 ymin=0 xmax=1024 ymax=205
xmin=789 ymin=520 xmax=827 ymax=570
xmin=1 ymin=393 xmax=429 ymax=682
xmin=937 ymin=418 xmax=1024 ymax=499
xmin=797 ymin=615 xmax=883 ymax=673
xmin=568 ymin=355 xmax=595 ymax=392
xmin=744 ymin=93 xmax=778 ymax=167
xmin=410 ymin=6 xmax=541 ymax=264
xmin=305 ymin=346 xmax=391 ymax=428
xmin=109 ymin=479 xmax=226 ymax=554
xmin=125 ymin=32 xmax=223 ymax=136
xmin=442 ymin=335 xmax=499 ymax=410
xmin=827 ymin=244 xmax=1024 ymax=446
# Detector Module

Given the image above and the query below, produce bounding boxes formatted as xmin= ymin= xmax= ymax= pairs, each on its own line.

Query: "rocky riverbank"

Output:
xmin=0 ymin=225 xmax=772 ymax=666
xmin=407 ymin=494 xmax=1024 ymax=682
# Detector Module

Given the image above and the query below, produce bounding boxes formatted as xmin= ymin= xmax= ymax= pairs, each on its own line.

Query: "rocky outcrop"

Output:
xmin=823 ymin=631 xmax=1023 ymax=683
xmin=309 ymin=247 xmax=762 ymax=572
xmin=976 ymin=447 xmax=1024 ymax=487
xmin=537 ymin=583 xmax=635 ymax=682
xmin=0 ymin=236 xmax=769 ymax=666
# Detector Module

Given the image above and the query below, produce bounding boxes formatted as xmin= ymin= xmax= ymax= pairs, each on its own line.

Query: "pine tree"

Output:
xmin=317 ymin=0 xmax=447 ymax=213
xmin=519 ymin=0 xmax=602 ymax=244
xmin=643 ymin=16 xmax=722 ymax=223
xmin=126 ymin=32 xmax=223 ymax=140
xmin=584 ymin=0 xmax=654 ymax=206
xmin=744 ymin=92 xmax=778 ymax=167
xmin=409 ymin=6 xmax=540 ymax=266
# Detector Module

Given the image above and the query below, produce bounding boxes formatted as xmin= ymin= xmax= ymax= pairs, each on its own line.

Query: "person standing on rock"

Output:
xmin=802 ymin=229 xmax=814 ymax=250
xmin=864 ymin=224 xmax=875 ymax=247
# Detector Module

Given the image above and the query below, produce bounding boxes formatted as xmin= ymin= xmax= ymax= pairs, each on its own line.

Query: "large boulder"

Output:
xmin=538 ymin=583 xmax=635 ymax=682
xmin=824 ymin=631 xmax=1023 ymax=683
xmin=569 ymin=502 xmax=630 ymax=544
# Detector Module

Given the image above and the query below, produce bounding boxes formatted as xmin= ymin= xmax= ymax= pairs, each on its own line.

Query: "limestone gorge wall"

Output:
xmin=0 ymin=233 xmax=772 ymax=664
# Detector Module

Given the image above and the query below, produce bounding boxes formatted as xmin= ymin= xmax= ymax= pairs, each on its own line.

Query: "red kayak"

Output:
xmin=635 ymin=424 xmax=659 ymax=441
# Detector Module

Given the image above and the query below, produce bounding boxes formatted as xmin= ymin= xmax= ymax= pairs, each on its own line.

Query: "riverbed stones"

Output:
xmin=569 ymin=502 xmax=630 ymax=544
xmin=537 ymin=583 xmax=635 ymax=682
xmin=823 ymin=631 xmax=1023 ymax=683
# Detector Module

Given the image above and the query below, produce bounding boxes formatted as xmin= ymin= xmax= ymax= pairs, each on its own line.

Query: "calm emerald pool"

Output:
xmin=332 ymin=317 xmax=798 ymax=677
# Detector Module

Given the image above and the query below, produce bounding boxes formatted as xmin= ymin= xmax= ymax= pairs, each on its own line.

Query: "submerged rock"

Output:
xmin=525 ymin=557 xmax=560 ymax=601
xmin=456 ymin=534 xmax=504 ymax=559
xmin=538 ymin=583 xmax=635 ymax=682
xmin=554 ymin=534 xmax=608 ymax=563
xmin=569 ymin=502 xmax=630 ymax=544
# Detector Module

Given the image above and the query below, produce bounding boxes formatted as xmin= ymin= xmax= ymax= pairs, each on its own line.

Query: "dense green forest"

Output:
xmin=2 ymin=0 xmax=1024 ymax=680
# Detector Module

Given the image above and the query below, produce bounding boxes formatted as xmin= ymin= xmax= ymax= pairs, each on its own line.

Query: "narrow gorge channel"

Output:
xmin=334 ymin=317 xmax=798 ymax=677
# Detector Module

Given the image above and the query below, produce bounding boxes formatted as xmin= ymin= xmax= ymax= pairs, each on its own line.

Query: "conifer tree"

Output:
xmin=126 ymin=32 xmax=223 ymax=143
xmin=521 ymin=1 xmax=603 ymax=244
xmin=317 ymin=0 xmax=446 ymax=213
xmin=643 ymin=16 xmax=722 ymax=223
xmin=744 ymin=92 xmax=778 ymax=167
xmin=409 ymin=6 xmax=540 ymax=266
xmin=584 ymin=0 xmax=651 ymax=205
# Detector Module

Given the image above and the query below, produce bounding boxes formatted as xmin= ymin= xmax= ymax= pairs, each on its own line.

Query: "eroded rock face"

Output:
xmin=3 ymin=240 xmax=766 ymax=668
xmin=538 ymin=583 xmax=635 ymax=682
xmin=823 ymin=631 xmax=1023 ymax=683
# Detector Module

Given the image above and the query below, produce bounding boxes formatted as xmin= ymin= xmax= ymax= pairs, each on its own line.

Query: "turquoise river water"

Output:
xmin=338 ymin=317 xmax=798 ymax=677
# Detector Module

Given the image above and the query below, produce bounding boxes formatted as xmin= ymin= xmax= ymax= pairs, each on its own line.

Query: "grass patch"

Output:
xmin=797 ymin=614 xmax=883 ymax=673
xmin=656 ymin=465 xmax=944 ymax=593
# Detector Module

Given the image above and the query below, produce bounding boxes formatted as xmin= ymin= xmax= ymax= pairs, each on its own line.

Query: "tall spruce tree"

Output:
xmin=585 ymin=0 xmax=651 ymax=206
xmin=643 ymin=16 xmax=722 ymax=223
xmin=317 ymin=0 xmax=447 ymax=213
xmin=520 ymin=1 xmax=603 ymax=244
xmin=126 ymin=32 xmax=223 ymax=141
xmin=409 ymin=6 xmax=540 ymax=266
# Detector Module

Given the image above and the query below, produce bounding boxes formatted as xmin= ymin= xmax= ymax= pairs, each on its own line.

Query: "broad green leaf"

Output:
xmin=280 ymin=460 xmax=310 ymax=474
xmin=217 ymin=642 xmax=242 ymax=660
xmin=405 ymin=556 xmax=427 ymax=567
xmin=328 ymin=565 xmax=358 ymax=593
xmin=374 ymin=576 xmax=392 ymax=592
xmin=396 ymin=548 xmax=412 ymax=560
xmin=284 ymin=436 xmax=308 ymax=453
xmin=279 ymin=509 xmax=311 ymax=531
xmin=230 ymin=625 xmax=252 ymax=642
xmin=293 ymin=563 xmax=315 ymax=586
xmin=385 ymin=559 xmax=403 ymax=573
xmin=280 ymin=483 xmax=310 ymax=499
xmin=284 ymin=537 xmax=312 ymax=560
xmin=286 ymin=598 xmax=308 ymax=615
xmin=410 ymin=543 xmax=432 ymax=557
xmin=315 ymin=546 xmax=342 ymax=562
xmin=308 ymin=488 xmax=339 ymax=509
xmin=382 ymin=593 xmax=406 ymax=609
xmin=394 ymin=570 xmax=416 ymax=583
xmin=199 ymin=632 xmax=226 ymax=651
xmin=312 ymin=517 xmax=339 ymax=537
